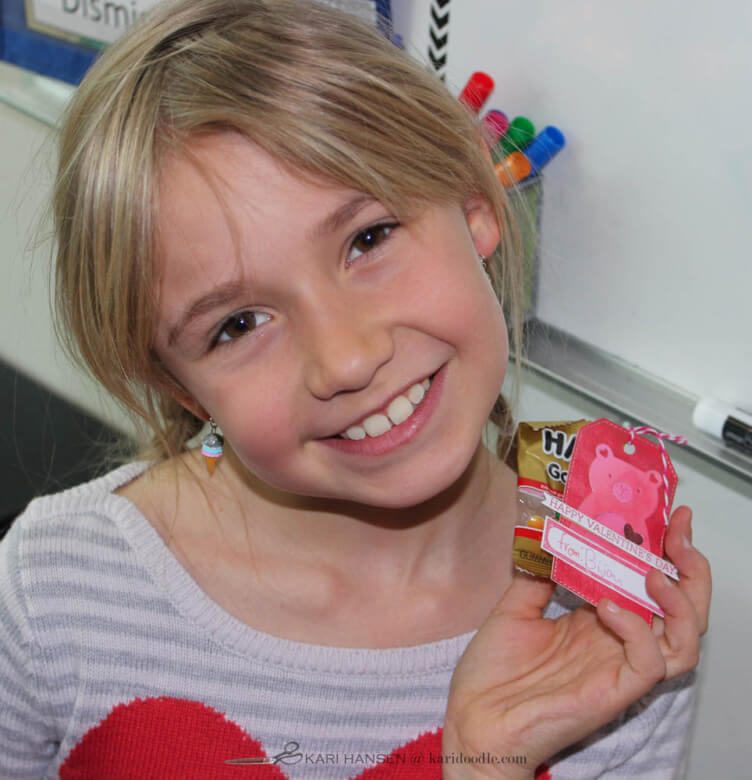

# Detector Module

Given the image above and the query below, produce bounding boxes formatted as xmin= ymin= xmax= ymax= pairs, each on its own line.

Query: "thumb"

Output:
xmin=492 ymin=573 xmax=556 ymax=621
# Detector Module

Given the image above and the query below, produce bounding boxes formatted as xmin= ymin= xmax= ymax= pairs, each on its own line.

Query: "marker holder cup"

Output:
xmin=506 ymin=173 xmax=542 ymax=321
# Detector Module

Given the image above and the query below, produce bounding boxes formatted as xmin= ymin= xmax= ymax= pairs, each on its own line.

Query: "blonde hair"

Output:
xmin=53 ymin=0 xmax=523 ymax=464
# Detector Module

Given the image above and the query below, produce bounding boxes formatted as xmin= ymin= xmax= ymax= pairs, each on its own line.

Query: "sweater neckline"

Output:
xmin=94 ymin=462 xmax=477 ymax=677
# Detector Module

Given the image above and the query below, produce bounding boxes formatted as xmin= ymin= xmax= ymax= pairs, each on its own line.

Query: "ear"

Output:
xmin=150 ymin=353 xmax=211 ymax=423
xmin=463 ymin=195 xmax=501 ymax=258
xmin=171 ymin=391 xmax=210 ymax=423
xmin=158 ymin=372 xmax=210 ymax=422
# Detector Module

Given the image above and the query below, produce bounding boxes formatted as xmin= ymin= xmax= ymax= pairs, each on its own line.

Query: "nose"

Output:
xmin=612 ymin=481 xmax=633 ymax=504
xmin=301 ymin=299 xmax=394 ymax=400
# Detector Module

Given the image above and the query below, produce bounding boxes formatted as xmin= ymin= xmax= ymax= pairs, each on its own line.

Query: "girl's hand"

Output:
xmin=442 ymin=506 xmax=711 ymax=779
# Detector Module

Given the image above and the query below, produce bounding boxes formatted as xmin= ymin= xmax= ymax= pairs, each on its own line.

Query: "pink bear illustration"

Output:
xmin=578 ymin=443 xmax=662 ymax=550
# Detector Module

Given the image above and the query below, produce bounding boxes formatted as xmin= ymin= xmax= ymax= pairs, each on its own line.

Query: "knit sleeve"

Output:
xmin=0 ymin=517 xmax=58 ymax=778
xmin=605 ymin=670 xmax=696 ymax=779
xmin=542 ymin=587 xmax=699 ymax=779
xmin=547 ymin=669 xmax=697 ymax=779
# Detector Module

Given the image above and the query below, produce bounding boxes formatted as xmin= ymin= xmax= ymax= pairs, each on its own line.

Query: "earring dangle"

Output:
xmin=478 ymin=253 xmax=490 ymax=275
xmin=201 ymin=418 xmax=224 ymax=476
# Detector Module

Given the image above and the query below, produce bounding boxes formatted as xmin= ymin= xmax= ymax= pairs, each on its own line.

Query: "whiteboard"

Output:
xmin=395 ymin=0 xmax=752 ymax=409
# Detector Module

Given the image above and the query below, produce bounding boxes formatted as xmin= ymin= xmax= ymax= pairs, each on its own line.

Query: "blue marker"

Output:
xmin=523 ymin=126 xmax=566 ymax=174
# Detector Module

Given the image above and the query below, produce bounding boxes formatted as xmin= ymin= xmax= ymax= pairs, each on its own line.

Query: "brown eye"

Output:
xmin=347 ymin=223 xmax=395 ymax=263
xmin=215 ymin=311 xmax=270 ymax=346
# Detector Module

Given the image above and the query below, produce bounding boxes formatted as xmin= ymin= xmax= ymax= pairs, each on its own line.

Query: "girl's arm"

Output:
xmin=0 ymin=520 xmax=57 ymax=777
xmin=442 ymin=505 xmax=711 ymax=779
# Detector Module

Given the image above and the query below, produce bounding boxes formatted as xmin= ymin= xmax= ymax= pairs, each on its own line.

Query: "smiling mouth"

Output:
xmin=338 ymin=376 xmax=433 ymax=440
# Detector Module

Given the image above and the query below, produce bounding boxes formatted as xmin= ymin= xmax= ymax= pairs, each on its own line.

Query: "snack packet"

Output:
xmin=512 ymin=420 xmax=588 ymax=577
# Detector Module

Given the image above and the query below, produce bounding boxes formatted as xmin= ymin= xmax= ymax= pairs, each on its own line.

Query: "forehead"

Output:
xmin=155 ymin=133 xmax=350 ymax=279
xmin=157 ymin=133 xmax=333 ymax=238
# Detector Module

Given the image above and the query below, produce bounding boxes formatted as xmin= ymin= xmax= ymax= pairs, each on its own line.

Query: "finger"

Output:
xmin=492 ymin=572 xmax=556 ymax=620
xmin=665 ymin=505 xmax=695 ymax=556
xmin=645 ymin=567 xmax=701 ymax=678
xmin=650 ymin=613 xmax=665 ymax=639
xmin=664 ymin=506 xmax=711 ymax=635
xmin=596 ymin=598 xmax=666 ymax=686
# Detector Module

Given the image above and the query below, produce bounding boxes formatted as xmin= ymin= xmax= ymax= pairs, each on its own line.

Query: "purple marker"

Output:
xmin=482 ymin=110 xmax=509 ymax=146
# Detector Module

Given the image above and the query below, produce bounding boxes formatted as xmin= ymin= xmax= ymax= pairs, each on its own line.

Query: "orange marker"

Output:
xmin=495 ymin=152 xmax=532 ymax=188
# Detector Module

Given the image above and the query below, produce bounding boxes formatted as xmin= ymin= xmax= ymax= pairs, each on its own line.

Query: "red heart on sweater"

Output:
xmin=60 ymin=697 xmax=550 ymax=779
xmin=59 ymin=697 xmax=440 ymax=779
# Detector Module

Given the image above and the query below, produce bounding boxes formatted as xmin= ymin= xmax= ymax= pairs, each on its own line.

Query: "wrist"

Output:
xmin=441 ymin=721 xmax=534 ymax=780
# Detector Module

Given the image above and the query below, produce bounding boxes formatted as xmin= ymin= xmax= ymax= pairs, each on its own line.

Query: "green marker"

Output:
xmin=498 ymin=116 xmax=535 ymax=157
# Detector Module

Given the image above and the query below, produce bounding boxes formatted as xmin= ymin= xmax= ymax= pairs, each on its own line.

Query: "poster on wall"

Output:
xmin=1 ymin=0 xmax=392 ymax=85
xmin=25 ymin=0 xmax=161 ymax=48
xmin=0 ymin=0 xmax=154 ymax=83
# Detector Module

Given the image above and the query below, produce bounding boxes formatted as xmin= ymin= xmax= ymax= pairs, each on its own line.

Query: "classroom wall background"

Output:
xmin=397 ymin=0 xmax=752 ymax=410
xmin=0 ymin=92 xmax=133 ymax=435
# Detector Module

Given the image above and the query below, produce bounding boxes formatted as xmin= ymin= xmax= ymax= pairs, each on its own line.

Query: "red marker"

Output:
xmin=458 ymin=71 xmax=494 ymax=114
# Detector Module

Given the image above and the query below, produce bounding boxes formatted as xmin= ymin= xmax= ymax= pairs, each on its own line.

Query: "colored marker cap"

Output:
xmin=499 ymin=116 xmax=535 ymax=155
xmin=524 ymin=126 xmax=566 ymax=174
xmin=495 ymin=152 xmax=532 ymax=188
xmin=459 ymin=71 xmax=494 ymax=114
xmin=481 ymin=110 xmax=509 ymax=145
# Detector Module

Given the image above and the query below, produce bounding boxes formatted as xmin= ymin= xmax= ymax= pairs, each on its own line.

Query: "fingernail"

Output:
xmin=682 ymin=533 xmax=693 ymax=550
xmin=664 ymin=572 xmax=675 ymax=586
xmin=606 ymin=600 xmax=620 ymax=614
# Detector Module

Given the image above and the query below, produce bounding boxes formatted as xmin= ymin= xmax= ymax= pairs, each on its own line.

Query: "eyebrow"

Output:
xmin=308 ymin=193 xmax=377 ymax=240
xmin=166 ymin=280 xmax=244 ymax=348
xmin=165 ymin=194 xmax=379 ymax=349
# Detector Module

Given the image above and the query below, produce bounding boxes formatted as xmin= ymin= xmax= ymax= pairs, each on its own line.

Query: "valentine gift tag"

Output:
xmin=540 ymin=419 xmax=682 ymax=624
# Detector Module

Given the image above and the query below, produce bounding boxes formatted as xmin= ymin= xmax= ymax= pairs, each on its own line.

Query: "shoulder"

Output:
xmin=6 ymin=461 xmax=150 ymax=552
xmin=1 ymin=462 xmax=152 ymax=610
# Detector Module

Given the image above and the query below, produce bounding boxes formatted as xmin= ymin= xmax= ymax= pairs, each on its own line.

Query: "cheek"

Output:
xmin=476 ymin=296 xmax=509 ymax=406
xmin=431 ymin=270 xmax=508 ymax=369
xmin=454 ymin=277 xmax=509 ymax=402
xmin=208 ymin=369 xmax=304 ymax=476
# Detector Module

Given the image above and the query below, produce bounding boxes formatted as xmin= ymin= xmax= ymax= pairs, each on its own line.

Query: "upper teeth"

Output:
xmin=341 ymin=378 xmax=431 ymax=440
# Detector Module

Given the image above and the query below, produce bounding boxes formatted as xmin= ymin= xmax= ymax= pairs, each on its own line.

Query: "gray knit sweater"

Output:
xmin=0 ymin=463 xmax=696 ymax=778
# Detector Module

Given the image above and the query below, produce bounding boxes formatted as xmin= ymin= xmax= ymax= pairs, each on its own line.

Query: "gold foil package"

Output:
xmin=512 ymin=420 xmax=588 ymax=577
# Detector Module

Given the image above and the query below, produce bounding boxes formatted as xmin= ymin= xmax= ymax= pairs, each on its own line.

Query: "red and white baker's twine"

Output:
xmin=626 ymin=426 xmax=688 ymax=525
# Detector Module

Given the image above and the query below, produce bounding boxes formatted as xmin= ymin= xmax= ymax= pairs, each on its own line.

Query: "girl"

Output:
xmin=0 ymin=0 xmax=710 ymax=777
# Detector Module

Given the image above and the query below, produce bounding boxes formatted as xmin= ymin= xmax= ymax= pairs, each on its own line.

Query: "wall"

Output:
xmin=0 ymin=88 xmax=133 ymax=435
xmin=398 ymin=0 xmax=752 ymax=408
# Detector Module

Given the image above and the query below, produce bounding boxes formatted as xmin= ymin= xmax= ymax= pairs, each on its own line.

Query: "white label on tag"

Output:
xmin=542 ymin=517 xmax=664 ymax=616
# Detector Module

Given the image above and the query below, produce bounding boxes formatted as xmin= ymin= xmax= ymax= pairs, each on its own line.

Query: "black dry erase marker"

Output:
xmin=692 ymin=398 xmax=752 ymax=456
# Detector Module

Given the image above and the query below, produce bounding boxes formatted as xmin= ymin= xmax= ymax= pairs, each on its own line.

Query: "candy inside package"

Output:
xmin=512 ymin=420 xmax=588 ymax=577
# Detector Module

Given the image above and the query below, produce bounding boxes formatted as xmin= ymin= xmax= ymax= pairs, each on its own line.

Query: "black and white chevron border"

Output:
xmin=428 ymin=0 xmax=450 ymax=81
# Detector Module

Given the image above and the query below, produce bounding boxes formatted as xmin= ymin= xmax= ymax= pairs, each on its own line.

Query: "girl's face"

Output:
xmin=154 ymin=133 xmax=508 ymax=508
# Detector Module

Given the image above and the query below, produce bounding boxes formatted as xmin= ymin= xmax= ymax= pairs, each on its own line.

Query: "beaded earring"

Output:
xmin=479 ymin=253 xmax=490 ymax=275
xmin=201 ymin=418 xmax=224 ymax=476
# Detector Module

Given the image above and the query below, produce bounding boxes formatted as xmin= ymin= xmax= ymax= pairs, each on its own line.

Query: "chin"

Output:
xmin=349 ymin=442 xmax=482 ymax=511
